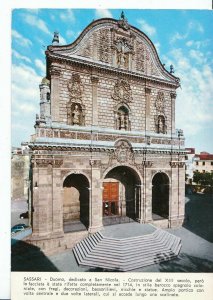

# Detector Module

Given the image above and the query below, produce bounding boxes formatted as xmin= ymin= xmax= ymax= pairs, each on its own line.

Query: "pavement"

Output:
xmin=11 ymin=193 xmax=213 ymax=272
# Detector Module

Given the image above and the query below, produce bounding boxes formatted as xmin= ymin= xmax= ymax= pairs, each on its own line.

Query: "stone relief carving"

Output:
xmin=67 ymin=73 xmax=84 ymax=103
xmin=112 ymin=79 xmax=133 ymax=103
xmin=67 ymin=74 xmax=85 ymax=126
xmin=67 ymin=103 xmax=85 ymax=126
xmin=155 ymin=91 xmax=167 ymax=134
xmin=32 ymin=159 xmax=63 ymax=168
xmin=154 ymin=115 xmax=167 ymax=134
xmin=99 ymin=29 xmax=109 ymax=63
xmin=89 ymin=159 xmax=101 ymax=167
xmin=113 ymin=37 xmax=134 ymax=68
xmin=136 ymin=42 xmax=145 ymax=72
xmin=113 ymin=140 xmax=135 ymax=164
xmin=115 ymin=105 xmax=131 ymax=131
xmin=155 ymin=91 xmax=165 ymax=114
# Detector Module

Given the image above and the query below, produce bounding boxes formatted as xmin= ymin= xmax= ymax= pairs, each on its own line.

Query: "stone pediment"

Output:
xmin=47 ymin=18 xmax=179 ymax=85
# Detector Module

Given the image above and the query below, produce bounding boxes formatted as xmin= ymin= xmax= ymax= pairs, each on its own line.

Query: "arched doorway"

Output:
xmin=63 ymin=174 xmax=89 ymax=232
xmin=152 ymin=172 xmax=169 ymax=220
xmin=103 ymin=166 xmax=141 ymax=225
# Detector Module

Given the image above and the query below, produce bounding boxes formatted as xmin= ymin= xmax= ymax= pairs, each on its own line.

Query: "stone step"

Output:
xmin=75 ymin=249 xmax=177 ymax=271
xmin=73 ymin=228 xmax=182 ymax=271
xmin=77 ymin=241 xmax=176 ymax=262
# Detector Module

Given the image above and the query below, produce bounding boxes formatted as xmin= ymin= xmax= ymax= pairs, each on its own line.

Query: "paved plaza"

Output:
xmin=12 ymin=193 xmax=213 ymax=272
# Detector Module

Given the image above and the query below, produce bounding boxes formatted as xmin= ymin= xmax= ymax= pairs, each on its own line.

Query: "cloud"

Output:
xmin=59 ymin=34 xmax=67 ymax=45
xmin=188 ymin=20 xmax=204 ymax=33
xmin=12 ymin=63 xmax=40 ymax=111
xmin=171 ymin=20 xmax=204 ymax=44
xmin=137 ymin=19 xmax=156 ymax=37
xmin=66 ymin=30 xmax=75 ymax=39
xmin=11 ymin=62 xmax=41 ymax=145
xmin=189 ymin=49 xmax=206 ymax=65
xmin=95 ymin=9 xmax=113 ymax=19
xmin=23 ymin=13 xmax=51 ymax=35
xmin=12 ymin=30 xmax=32 ymax=48
xmin=170 ymin=32 xmax=188 ymax=44
xmin=12 ymin=50 xmax=31 ymax=63
xmin=154 ymin=42 xmax=160 ymax=54
xmin=186 ymin=39 xmax=210 ymax=50
xmin=35 ymin=59 xmax=46 ymax=75
xmin=59 ymin=9 xmax=75 ymax=23
xmin=167 ymin=49 xmax=213 ymax=137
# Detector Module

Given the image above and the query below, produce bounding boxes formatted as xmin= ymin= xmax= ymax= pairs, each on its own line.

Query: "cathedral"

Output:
xmin=28 ymin=13 xmax=185 ymax=253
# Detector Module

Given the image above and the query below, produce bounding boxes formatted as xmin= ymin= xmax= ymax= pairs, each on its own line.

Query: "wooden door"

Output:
xmin=103 ymin=182 xmax=119 ymax=216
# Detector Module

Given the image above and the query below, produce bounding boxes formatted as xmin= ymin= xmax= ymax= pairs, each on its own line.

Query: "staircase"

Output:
xmin=73 ymin=228 xmax=181 ymax=271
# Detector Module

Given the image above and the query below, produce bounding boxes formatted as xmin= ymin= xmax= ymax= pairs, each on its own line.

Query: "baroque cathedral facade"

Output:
xmin=28 ymin=14 xmax=185 ymax=253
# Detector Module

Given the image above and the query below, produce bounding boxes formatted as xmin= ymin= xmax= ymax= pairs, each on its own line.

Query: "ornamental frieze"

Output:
xmin=112 ymin=79 xmax=133 ymax=103
xmin=32 ymin=159 xmax=63 ymax=168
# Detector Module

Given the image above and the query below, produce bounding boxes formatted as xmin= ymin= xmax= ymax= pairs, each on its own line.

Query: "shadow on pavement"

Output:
xmin=183 ymin=193 xmax=213 ymax=243
xmin=156 ymin=253 xmax=213 ymax=272
xmin=11 ymin=240 xmax=58 ymax=272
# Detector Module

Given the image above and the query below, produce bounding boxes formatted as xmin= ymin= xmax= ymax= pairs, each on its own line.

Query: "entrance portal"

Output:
xmin=63 ymin=174 xmax=89 ymax=231
xmin=103 ymin=182 xmax=119 ymax=216
xmin=152 ymin=172 xmax=169 ymax=219
xmin=104 ymin=166 xmax=141 ymax=222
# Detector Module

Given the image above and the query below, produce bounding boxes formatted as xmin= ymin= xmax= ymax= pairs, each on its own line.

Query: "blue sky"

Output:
xmin=11 ymin=9 xmax=213 ymax=153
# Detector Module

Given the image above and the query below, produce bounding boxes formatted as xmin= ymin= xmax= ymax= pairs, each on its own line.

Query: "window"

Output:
xmin=196 ymin=161 xmax=199 ymax=166
xmin=211 ymin=162 xmax=213 ymax=166
xmin=202 ymin=161 xmax=205 ymax=166
xmin=202 ymin=170 xmax=205 ymax=173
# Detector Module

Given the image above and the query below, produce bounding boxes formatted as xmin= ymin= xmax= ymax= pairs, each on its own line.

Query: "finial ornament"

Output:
xmin=52 ymin=31 xmax=59 ymax=45
xmin=121 ymin=11 xmax=125 ymax=20
xmin=170 ymin=64 xmax=174 ymax=74
xmin=118 ymin=11 xmax=129 ymax=30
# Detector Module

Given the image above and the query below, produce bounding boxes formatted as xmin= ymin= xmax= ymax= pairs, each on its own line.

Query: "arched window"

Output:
xmin=116 ymin=106 xmax=130 ymax=131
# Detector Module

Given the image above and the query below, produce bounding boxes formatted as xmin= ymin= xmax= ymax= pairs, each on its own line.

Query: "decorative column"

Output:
xmin=170 ymin=92 xmax=176 ymax=135
xmin=91 ymin=75 xmax=99 ymax=126
xmin=50 ymin=65 xmax=60 ymax=122
xmin=88 ymin=159 xmax=103 ymax=233
xmin=145 ymin=87 xmax=151 ymax=131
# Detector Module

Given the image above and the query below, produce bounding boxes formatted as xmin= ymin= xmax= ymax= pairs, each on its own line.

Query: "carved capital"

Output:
xmin=170 ymin=161 xmax=179 ymax=168
xmin=91 ymin=76 xmax=99 ymax=84
xmin=50 ymin=66 xmax=60 ymax=77
xmin=170 ymin=92 xmax=177 ymax=99
xmin=179 ymin=162 xmax=185 ymax=168
xmin=145 ymin=87 xmax=151 ymax=94
xmin=141 ymin=161 xmax=153 ymax=168
xmin=89 ymin=159 xmax=101 ymax=168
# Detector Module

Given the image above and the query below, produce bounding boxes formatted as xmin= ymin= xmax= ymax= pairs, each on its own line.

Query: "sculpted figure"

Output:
xmin=72 ymin=105 xmax=80 ymax=125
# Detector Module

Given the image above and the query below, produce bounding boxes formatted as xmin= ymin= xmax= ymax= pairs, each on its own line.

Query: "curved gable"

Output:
xmin=47 ymin=17 xmax=178 ymax=85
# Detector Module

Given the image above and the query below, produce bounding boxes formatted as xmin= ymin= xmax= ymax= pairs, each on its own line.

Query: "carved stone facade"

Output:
xmin=28 ymin=15 xmax=185 ymax=254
